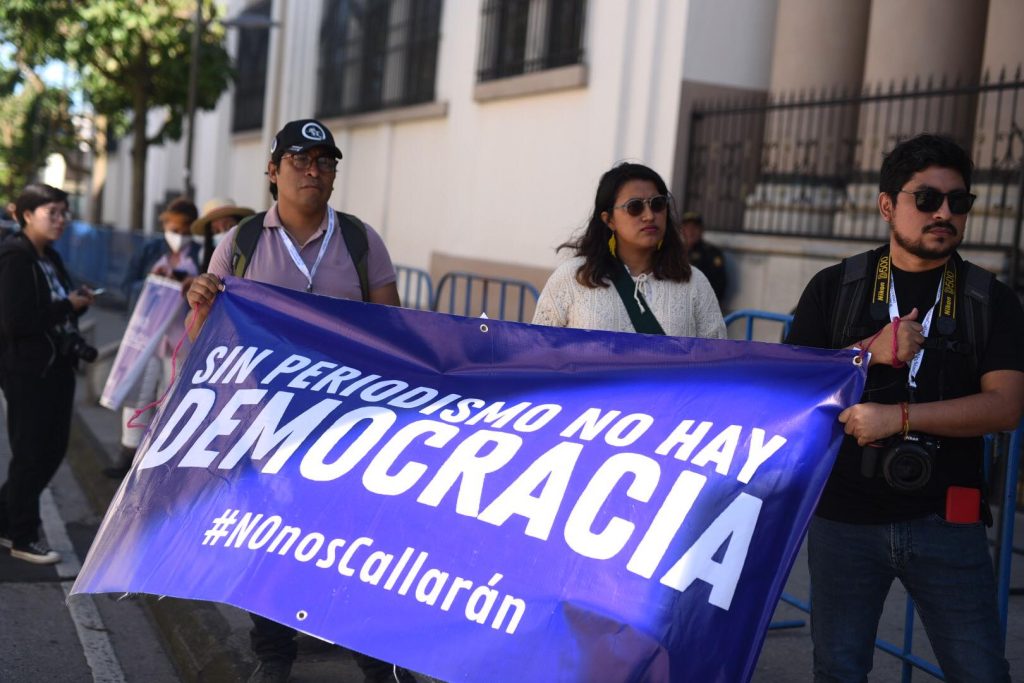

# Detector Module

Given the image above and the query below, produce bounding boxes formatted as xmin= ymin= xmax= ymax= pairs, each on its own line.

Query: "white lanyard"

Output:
xmin=276 ymin=209 xmax=335 ymax=293
xmin=888 ymin=276 xmax=942 ymax=389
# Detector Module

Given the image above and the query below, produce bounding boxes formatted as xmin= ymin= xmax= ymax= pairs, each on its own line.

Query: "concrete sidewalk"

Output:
xmin=70 ymin=303 xmax=1024 ymax=682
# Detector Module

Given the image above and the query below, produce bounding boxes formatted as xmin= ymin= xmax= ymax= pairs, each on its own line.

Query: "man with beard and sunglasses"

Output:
xmin=186 ymin=119 xmax=408 ymax=683
xmin=785 ymin=134 xmax=1023 ymax=682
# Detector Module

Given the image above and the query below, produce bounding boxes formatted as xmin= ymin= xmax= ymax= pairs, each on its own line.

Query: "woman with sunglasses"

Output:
xmin=533 ymin=162 xmax=726 ymax=339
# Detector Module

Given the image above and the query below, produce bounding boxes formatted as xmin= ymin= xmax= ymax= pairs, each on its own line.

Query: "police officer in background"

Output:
xmin=679 ymin=211 xmax=727 ymax=303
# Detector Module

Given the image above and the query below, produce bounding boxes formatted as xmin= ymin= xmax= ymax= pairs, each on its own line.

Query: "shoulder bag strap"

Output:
xmin=610 ymin=261 xmax=666 ymax=335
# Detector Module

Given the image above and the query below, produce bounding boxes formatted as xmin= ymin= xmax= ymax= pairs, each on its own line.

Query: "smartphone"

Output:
xmin=91 ymin=288 xmax=106 ymax=296
xmin=171 ymin=269 xmax=189 ymax=281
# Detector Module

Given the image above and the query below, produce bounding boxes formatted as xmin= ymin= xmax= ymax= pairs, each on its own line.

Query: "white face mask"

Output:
xmin=165 ymin=232 xmax=188 ymax=253
xmin=212 ymin=232 xmax=226 ymax=247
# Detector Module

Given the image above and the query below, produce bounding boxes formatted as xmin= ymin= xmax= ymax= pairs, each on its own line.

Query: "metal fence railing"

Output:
xmin=50 ymin=223 xmax=543 ymax=324
xmin=395 ymin=264 xmax=434 ymax=310
xmin=724 ymin=309 xmax=793 ymax=342
xmin=431 ymin=271 xmax=540 ymax=322
xmin=729 ymin=308 xmax=1022 ymax=681
xmin=53 ymin=221 xmax=151 ymax=293
xmin=684 ymin=66 xmax=1024 ymax=281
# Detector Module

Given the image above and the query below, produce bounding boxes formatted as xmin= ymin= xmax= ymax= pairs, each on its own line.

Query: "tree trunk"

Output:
xmin=130 ymin=90 xmax=148 ymax=232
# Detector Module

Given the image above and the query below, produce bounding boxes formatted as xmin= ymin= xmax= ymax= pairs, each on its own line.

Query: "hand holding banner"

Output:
xmin=75 ymin=277 xmax=865 ymax=683
xmin=99 ymin=274 xmax=186 ymax=410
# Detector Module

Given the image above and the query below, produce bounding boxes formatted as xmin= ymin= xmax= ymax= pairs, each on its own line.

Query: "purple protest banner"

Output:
xmin=99 ymin=274 xmax=185 ymax=410
xmin=73 ymin=277 xmax=865 ymax=682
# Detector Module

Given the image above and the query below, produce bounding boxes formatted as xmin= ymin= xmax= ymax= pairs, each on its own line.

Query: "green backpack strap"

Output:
xmin=335 ymin=210 xmax=370 ymax=302
xmin=229 ymin=209 xmax=369 ymax=301
xmin=609 ymin=260 xmax=666 ymax=335
xmin=230 ymin=212 xmax=267 ymax=277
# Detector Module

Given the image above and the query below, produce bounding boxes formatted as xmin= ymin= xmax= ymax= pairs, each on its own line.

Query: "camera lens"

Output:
xmin=882 ymin=446 xmax=932 ymax=491
xmin=77 ymin=343 xmax=99 ymax=363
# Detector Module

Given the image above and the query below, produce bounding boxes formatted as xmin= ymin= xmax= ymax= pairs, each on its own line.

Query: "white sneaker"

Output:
xmin=10 ymin=540 xmax=60 ymax=565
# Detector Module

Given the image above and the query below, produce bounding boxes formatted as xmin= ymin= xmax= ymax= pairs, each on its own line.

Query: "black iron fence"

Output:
xmin=684 ymin=66 xmax=1024 ymax=262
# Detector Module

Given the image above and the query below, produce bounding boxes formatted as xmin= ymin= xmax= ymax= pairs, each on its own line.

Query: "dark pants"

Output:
xmin=808 ymin=515 xmax=1010 ymax=683
xmin=0 ymin=361 xmax=75 ymax=545
xmin=250 ymin=614 xmax=412 ymax=682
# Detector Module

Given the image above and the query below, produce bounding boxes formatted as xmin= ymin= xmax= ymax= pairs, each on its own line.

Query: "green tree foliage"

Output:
xmin=0 ymin=63 xmax=77 ymax=206
xmin=0 ymin=85 xmax=77 ymax=204
xmin=0 ymin=0 xmax=234 ymax=229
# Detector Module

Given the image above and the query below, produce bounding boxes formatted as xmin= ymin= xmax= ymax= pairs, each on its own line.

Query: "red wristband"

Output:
xmin=891 ymin=316 xmax=906 ymax=368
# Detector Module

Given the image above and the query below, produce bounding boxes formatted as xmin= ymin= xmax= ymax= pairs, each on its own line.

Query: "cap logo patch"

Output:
xmin=302 ymin=123 xmax=327 ymax=141
xmin=270 ymin=137 xmax=278 ymax=153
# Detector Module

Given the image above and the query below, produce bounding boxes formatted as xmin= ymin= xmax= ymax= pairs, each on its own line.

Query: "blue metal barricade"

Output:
xmin=52 ymin=222 xmax=150 ymax=292
xmin=727 ymin=309 xmax=1020 ymax=680
xmin=431 ymin=271 xmax=539 ymax=323
xmin=394 ymin=265 xmax=434 ymax=310
xmin=724 ymin=308 xmax=793 ymax=341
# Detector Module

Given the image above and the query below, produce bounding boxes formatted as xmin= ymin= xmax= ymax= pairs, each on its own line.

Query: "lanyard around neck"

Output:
xmin=879 ymin=257 xmax=957 ymax=389
xmin=276 ymin=209 xmax=335 ymax=293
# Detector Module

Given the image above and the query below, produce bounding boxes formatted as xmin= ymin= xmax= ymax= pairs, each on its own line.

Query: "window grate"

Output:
xmin=476 ymin=0 xmax=586 ymax=82
xmin=317 ymin=0 xmax=443 ymax=118
xmin=231 ymin=0 xmax=272 ymax=132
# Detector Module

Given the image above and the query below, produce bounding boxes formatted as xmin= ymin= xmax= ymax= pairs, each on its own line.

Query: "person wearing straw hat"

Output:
xmin=191 ymin=198 xmax=255 ymax=273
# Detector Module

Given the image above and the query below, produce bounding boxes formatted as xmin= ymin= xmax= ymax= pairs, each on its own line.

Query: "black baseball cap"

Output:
xmin=681 ymin=211 xmax=703 ymax=225
xmin=270 ymin=119 xmax=342 ymax=163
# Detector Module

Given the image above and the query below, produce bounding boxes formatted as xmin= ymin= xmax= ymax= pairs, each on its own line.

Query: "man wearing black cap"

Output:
xmin=187 ymin=119 xmax=406 ymax=683
xmin=680 ymin=211 xmax=728 ymax=303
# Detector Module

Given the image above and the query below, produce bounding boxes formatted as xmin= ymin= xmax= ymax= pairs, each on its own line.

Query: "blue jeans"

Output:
xmin=807 ymin=515 xmax=1010 ymax=683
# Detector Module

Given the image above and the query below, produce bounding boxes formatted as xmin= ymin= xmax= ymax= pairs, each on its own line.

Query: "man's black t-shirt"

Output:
xmin=785 ymin=252 xmax=1024 ymax=524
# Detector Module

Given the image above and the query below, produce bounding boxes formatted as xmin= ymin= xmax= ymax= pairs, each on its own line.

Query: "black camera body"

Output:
xmin=861 ymin=432 xmax=940 ymax=491
xmin=59 ymin=330 xmax=98 ymax=363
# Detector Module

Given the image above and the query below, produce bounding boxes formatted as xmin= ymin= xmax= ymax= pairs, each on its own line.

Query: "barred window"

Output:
xmin=317 ymin=0 xmax=443 ymax=118
xmin=477 ymin=0 xmax=586 ymax=82
xmin=231 ymin=1 xmax=272 ymax=132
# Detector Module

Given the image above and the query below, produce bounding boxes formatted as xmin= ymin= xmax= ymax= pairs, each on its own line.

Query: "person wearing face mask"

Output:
xmin=105 ymin=197 xmax=201 ymax=478
xmin=190 ymin=198 xmax=255 ymax=273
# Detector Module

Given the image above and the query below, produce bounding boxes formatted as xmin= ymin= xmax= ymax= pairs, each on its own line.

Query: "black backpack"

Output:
xmin=229 ymin=210 xmax=370 ymax=301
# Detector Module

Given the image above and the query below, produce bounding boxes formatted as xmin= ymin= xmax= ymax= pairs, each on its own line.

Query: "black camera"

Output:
xmin=59 ymin=330 xmax=98 ymax=363
xmin=861 ymin=432 xmax=940 ymax=491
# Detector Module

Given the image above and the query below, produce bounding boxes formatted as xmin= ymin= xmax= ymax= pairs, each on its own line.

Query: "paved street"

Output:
xmin=0 ymin=302 xmax=1022 ymax=682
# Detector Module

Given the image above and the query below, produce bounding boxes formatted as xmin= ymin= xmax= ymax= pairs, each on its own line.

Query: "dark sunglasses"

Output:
xmin=899 ymin=188 xmax=976 ymax=215
xmin=284 ymin=153 xmax=339 ymax=173
xmin=613 ymin=195 xmax=670 ymax=217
